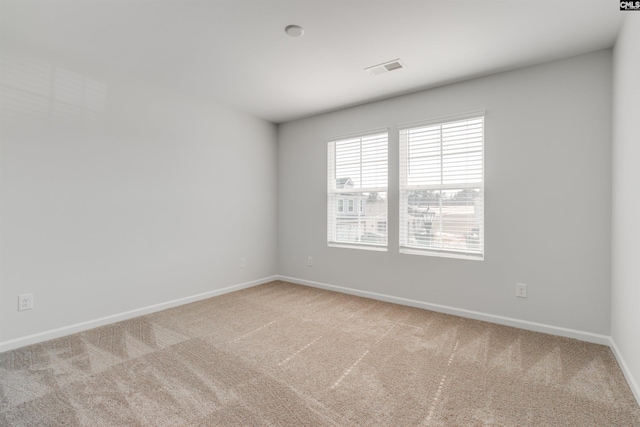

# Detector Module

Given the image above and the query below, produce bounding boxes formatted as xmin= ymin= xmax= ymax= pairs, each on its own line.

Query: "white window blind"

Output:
xmin=328 ymin=131 xmax=388 ymax=250
xmin=399 ymin=114 xmax=484 ymax=259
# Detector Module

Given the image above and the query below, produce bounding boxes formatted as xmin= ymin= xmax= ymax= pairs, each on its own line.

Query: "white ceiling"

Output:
xmin=0 ymin=0 xmax=624 ymax=124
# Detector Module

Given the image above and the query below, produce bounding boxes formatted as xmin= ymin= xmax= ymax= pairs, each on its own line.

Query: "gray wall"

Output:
xmin=278 ymin=50 xmax=612 ymax=336
xmin=612 ymin=15 xmax=640 ymax=400
xmin=0 ymin=37 xmax=278 ymax=343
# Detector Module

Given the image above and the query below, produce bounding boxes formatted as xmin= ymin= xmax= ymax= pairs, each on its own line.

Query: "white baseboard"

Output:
xmin=608 ymin=337 xmax=640 ymax=406
xmin=0 ymin=275 xmax=277 ymax=353
xmin=277 ymin=275 xmax=611 ymax=346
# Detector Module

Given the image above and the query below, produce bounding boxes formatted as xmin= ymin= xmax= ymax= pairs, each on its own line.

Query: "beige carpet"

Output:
xmin=1 ymin=281 xmax=638 ymax=426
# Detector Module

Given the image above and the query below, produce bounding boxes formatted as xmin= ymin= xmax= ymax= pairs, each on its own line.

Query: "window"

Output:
xmin=399 ymin=114 xmax=484 ymax=259
xmin=338 ymin=199 xmax=344 ymax=212
xmin=328 ymin=131 xmax=388 ymax=250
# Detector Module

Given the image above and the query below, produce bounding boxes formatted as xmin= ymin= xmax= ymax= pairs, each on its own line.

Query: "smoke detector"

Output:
xmin=285 ymin=25 xmax=304 ymax=37
xmin=365 ymin=59 xmax=406 ymax=76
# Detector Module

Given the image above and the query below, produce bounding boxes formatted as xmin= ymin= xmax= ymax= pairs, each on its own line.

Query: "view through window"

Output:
xmin=328 ymin=131 xmax=388 ymax=249
xmin=399 ymin=115 xmax=484 ymax=259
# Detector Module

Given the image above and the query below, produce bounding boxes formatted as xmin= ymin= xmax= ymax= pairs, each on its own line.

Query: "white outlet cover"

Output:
xmin=18 ymin=294 xmax=33 ymax=311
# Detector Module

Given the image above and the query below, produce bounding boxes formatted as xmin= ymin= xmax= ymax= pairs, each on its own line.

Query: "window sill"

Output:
xmin=399 ymin=247 xmax=483 ymax=261
xmin=328 ymin=242 xmax=388 ymax=252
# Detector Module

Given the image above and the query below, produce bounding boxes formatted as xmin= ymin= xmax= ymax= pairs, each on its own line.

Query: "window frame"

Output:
xmin=399 ymin=112 xmax=485 ymax=260
xmin=327 ymin=129 xmax=389 ymax=251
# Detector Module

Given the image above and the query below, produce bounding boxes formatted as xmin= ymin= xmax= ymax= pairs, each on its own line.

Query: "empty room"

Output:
xmin=1 ymin=0 xmax=639 ymax=425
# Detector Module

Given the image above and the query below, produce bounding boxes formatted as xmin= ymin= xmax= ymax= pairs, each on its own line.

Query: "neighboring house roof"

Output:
xmin=336 ymin=177 xmax=354 ymax=189
xmin=408 ymin=205 xmax=435 ymax=218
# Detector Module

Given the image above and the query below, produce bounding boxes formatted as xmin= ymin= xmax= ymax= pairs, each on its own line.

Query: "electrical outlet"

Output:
xmin=240 ymin=258 xmax=246 ymax=268
xmin=18 ymin=294 xmax=33 ymax=311
xmin=307 ymin=256 xmax=313 ymax=267
xmin=516 ymin=283 xmax=527 ymax=298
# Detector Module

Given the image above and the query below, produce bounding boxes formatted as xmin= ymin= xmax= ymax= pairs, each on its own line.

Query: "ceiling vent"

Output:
xmin=365 ymin=59 xmax=406 ymax=76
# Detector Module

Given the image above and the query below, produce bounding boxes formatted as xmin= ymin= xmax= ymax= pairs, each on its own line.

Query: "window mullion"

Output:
xmin=438 ymin=126 xmax=444 ymax=240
